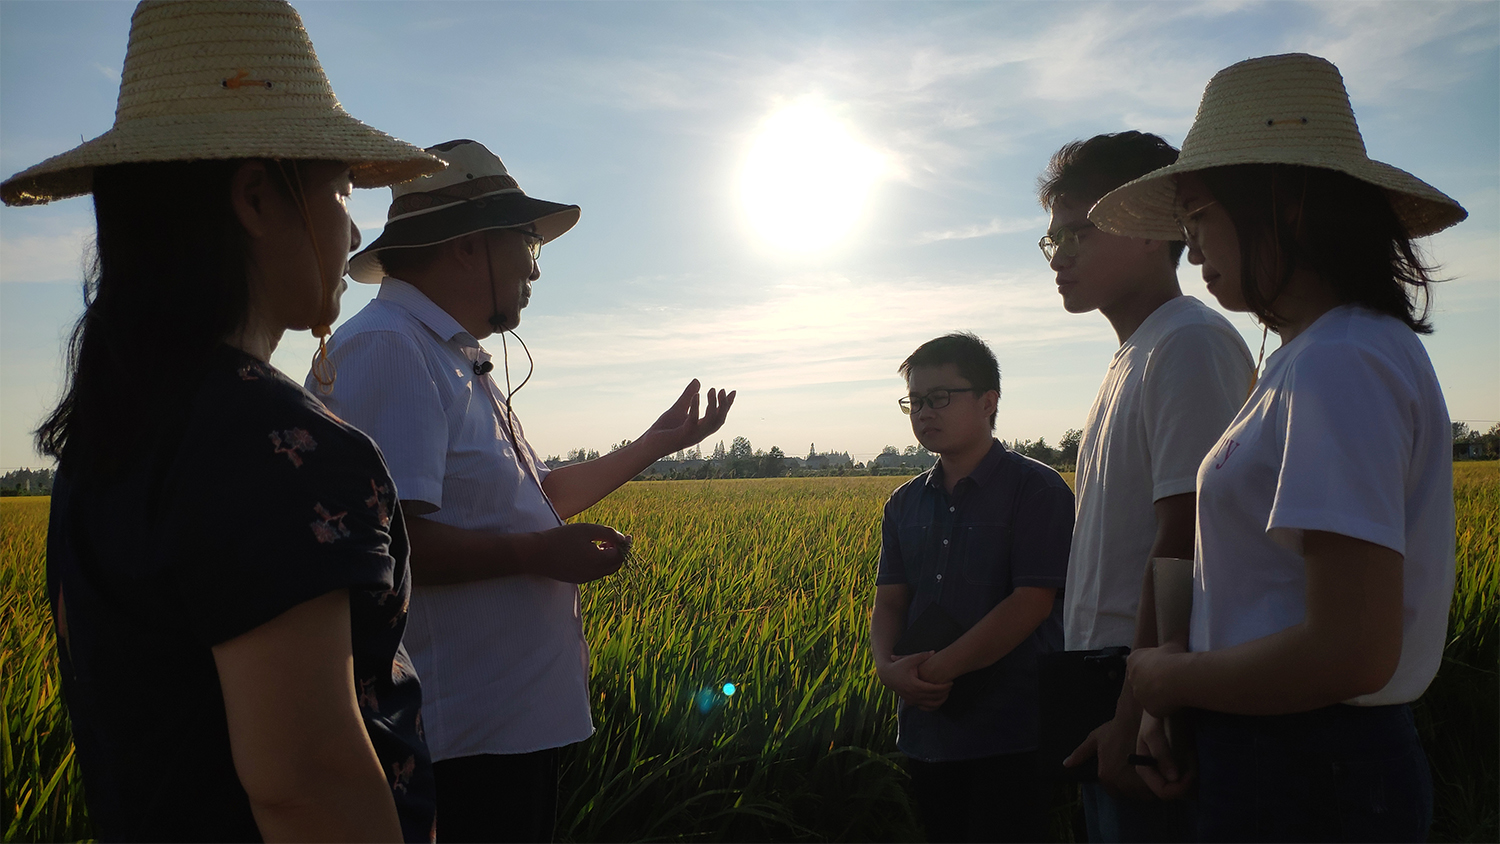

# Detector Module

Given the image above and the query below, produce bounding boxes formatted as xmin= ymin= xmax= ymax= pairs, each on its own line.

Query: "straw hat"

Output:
xmin=1 ymin=0 xmax=443 ymax=207
xmin=347 ymin=140 xmax=580 ymax=284
xmin=1090 ymin=53 xmax=1467 ymax=240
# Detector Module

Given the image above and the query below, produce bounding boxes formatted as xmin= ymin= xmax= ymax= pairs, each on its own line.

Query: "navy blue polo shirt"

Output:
xmin=876 ymin=438 xmax=1073 ymax=762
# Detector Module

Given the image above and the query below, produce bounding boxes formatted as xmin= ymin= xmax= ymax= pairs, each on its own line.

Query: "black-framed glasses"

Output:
xmin=1173 ymin=200 xmax=1218 ymax=244
xmin=1038 ymin=222 xmax=1096 ymax=261
xmin=899 ymin=387 xmax=982 ymax=414
xmin=519 ymin=229 xmax=544 ymax=261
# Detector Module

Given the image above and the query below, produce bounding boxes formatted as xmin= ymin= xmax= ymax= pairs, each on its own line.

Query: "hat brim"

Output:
xmin=1090 ymin=154 xmax=1468 ymax=242
xmin=2 ymin=111 xmax=443 ymax=207
xmin=347 ymin=193 xmax=580 ymax=283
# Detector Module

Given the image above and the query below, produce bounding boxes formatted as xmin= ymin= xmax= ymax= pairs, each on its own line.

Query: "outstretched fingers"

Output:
xmin=703 ymin=388 xmax=736 ymax=433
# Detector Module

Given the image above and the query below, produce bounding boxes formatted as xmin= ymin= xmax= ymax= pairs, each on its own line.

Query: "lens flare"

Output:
xmin=722 ymin=682 xmax=737 ymax=696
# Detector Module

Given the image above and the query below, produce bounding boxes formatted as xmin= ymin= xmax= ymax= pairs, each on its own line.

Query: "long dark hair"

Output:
xmin=1197 ymin=164 xmax=1436 ymax=334
xmin=36 ymin=159 xmax=297 ymax=476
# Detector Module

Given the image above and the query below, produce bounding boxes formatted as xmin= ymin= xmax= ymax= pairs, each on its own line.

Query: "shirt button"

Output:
xmin=936 ymin=574 xmax=943 ymax=582
xmin=942 ymin=539 xmax=949 ymax=545
xmin=949 ymin=506 xmax=956 ymax=513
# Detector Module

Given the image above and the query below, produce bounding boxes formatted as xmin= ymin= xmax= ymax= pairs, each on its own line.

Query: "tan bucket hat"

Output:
xmin=347 ymin=140 xmax=580 ymax=284
xmin=1 ymin=0 xmax=444 ymax=207
xmin=1090 ymin=53 xmax=1467 ymax=240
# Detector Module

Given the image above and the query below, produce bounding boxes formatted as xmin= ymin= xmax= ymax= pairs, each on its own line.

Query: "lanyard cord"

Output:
xmin=477 ymin=234 xmax=547 ymax=518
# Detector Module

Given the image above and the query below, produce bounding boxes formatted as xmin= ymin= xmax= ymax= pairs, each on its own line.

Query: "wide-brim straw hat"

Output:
xmin=348 ymin=139 xmax=580 ymax=284
xmin=1090 ymin=53 xmax=1467 ymax=240
xmin=1 ymin=0 xmax=443 ymax=207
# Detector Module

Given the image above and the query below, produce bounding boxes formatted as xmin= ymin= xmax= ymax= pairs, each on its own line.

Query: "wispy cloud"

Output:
xmin=914 ymin=216 xmax=1047 ymax=244
xmin=550 ymin=0 xmax=1496 ymax=198
xmin=0 ymin=229 xmax=93 ymax=284
xmin=1294 ymin=2 xmax=1500 ymax=99
xmin=468 ymin=266 xmax=1109 ymax=458
xmin=517 ymin=266 xmax=1096 ymax=401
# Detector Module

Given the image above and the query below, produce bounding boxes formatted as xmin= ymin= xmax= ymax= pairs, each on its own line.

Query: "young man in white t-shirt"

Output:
xmin=1036 ymin=132 xmax=1253 ymax=841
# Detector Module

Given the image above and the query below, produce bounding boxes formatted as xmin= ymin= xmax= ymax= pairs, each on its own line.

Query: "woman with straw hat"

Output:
xmin=3 ymin=2 xmax=445 ymax=840
xmin=1092 ymin=53 xmax=1465 ymax=841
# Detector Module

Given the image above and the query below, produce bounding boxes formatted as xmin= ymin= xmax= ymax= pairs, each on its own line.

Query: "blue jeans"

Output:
xmin=1194 ymin=704 xmax=1432 ymax=842
xmin=1082 ymin=782 xmax=1195 ymax=842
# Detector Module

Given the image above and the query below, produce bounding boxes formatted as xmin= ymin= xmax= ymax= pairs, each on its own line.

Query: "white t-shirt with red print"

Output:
xmin=1191 ymin=305 xmax=1455 ymax=706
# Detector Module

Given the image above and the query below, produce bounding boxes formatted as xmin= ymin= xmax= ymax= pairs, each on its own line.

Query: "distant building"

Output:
xmin=804 ymin=451 xmax=853 ymax=470
xmin=872 ymin=449 xmax=936 ymax=471
xmin=639 ymin=458 xmax=709 ymax=477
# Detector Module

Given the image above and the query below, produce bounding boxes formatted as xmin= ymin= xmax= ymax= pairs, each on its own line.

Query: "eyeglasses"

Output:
xmin=518 ymin=230 xmax=544 ymax=261
xmin=1173 ymin=200 xmax=1218 ymax=244
xmin=1038 ymin=222 xmax=1096 ymax=261
xmin=899 ymin=387 xmax=982 ymax=414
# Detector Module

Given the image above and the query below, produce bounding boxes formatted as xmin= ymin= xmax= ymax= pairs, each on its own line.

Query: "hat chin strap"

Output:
xmin=475 ymin=232 xmax=538 ymax=461
xmin=482 ymin=233 xmax=508 ymax=332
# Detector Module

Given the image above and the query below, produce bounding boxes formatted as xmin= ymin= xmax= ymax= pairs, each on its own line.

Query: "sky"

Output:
xmin=1 ymin=0 xmax=1496 ymax=470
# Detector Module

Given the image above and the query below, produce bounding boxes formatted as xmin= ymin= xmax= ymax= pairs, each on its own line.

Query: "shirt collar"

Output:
xmin=923 ymin=438 xmax=1006 ymax=492
xmin=377 ymin=277 xmax=478 ymax=347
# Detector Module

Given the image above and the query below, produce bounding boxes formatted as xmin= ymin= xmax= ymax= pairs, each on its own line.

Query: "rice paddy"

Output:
xmin=3 ymin=465 xmax=1496 ymax=841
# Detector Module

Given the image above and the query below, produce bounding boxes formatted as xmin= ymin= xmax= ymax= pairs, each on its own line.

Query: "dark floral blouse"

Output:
xmin=47 ymin=345 xmax=434 ymax=842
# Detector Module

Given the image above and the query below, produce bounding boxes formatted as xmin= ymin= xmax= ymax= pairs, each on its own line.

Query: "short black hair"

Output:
xmin=1039 ymin=131 xmax=1186 ymax=263
xmin=898 ymin=332 xmax=1000 ymax=430
xmin=376 ymin=242 xmax=446 ymax=280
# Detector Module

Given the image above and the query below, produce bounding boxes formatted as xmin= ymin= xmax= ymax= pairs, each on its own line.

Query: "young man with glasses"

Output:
xmin=869 ymin=332 xmax=1074 ymax=842
xmin=311 ymin=140 xmax=734 ymax=842
xmin=1037 ymin=132 xmax=1252 ymax=842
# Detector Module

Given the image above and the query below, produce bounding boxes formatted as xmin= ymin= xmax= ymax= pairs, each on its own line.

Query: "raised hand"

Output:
xmin=640 ymin=379 xmax=736 ymax=455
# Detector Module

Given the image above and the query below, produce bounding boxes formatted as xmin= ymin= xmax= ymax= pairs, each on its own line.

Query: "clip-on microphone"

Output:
xmin=474 ymin=311 xmax=505 ymax=376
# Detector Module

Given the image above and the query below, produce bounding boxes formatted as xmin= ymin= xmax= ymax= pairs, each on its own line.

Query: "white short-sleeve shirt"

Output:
xmin=309 ymin=278 xmax=593 ymax=759
xmin=1064 ymin=296 xmax=1254 ymax=650
xmin=1191 ymin=305 xmax=1455 ymax=706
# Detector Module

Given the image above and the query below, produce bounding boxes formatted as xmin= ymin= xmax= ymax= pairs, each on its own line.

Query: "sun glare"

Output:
xmin=740 ymin=101 xmax=885 ymax=253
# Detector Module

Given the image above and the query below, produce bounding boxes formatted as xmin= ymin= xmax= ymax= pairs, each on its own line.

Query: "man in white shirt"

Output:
xmin=1036 ymin=132 xmax=1253 ymax=841
xmin=311 ymin=139 xmax=734 ymax=843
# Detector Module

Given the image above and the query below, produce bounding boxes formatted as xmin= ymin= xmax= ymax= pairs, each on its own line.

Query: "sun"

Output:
xmin=739 ymin=100 xmax=885 ymax=253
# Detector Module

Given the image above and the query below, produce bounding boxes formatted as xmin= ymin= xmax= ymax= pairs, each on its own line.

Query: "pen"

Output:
xmin=1127 ymin=753 xmax=1158 ymax=768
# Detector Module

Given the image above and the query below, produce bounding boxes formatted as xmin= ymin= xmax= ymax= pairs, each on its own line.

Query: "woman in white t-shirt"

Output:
xmin=1087 ymin=54 xmax=1467 ymax=842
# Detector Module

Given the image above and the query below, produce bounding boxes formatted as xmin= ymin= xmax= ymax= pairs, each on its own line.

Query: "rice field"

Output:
xmin=3 ymin=465 xmax=1496 ymax=842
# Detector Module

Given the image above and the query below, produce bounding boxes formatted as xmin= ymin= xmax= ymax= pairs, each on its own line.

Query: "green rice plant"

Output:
xmin=2 ymin=466 xmax=1496 ymax=842
xmin=1 ymin=497 xmax=91 ymax=842
xmin=1416 ymin=462 xmax=1499 ymax=843
xmin=562 ymin=477 xmax=923 ymax=842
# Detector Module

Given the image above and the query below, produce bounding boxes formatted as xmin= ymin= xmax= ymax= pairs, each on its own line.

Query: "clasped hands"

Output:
xmin=875 ymin=649 xmax=956 ymax=712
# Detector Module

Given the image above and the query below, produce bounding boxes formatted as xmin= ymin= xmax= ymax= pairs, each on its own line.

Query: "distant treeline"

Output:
xmin=1 ymin=468 xmax=54 ymax=497
xmin=545 ymin=430 xmax=1086 ymax=481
